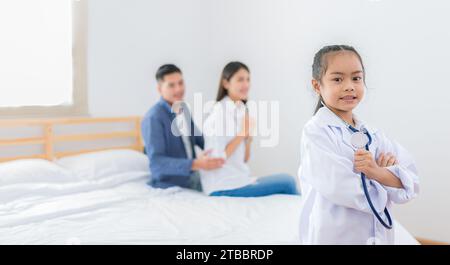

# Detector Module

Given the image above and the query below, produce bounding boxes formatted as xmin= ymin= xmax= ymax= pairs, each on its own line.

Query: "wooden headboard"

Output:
xmin=0 ymin=116 xmax=143 ymax=163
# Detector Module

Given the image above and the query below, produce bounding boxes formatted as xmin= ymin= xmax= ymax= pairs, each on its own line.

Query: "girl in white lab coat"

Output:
xmin=200 ymin=62 xmax=299 ymax=197
xmin=298 ymin=45 xmax=419 ymax=244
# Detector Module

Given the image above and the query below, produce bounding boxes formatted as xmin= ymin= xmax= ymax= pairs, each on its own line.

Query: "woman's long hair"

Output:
xmin=216 ymin=61 xmax=250 ymax=104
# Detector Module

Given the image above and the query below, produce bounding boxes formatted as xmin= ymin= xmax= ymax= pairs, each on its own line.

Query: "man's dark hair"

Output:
xmin=155 ymin=64 xmax=182 ymax=82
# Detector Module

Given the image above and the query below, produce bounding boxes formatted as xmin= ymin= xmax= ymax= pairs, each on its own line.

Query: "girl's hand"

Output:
xmin=354 ymin=149 xmax=380 ymax=179
xmin=376 ymin=152 xmax=398 ymax=167
xmin=354 ymin=150 xmax=404 ymax=188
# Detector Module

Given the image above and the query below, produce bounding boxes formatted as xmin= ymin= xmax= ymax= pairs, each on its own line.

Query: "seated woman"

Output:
xmin=200 ymin=61 xmax=299 ymax=197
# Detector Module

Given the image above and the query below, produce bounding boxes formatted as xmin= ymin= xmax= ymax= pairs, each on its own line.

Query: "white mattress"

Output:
xmin=0 ymin=172 xmax=418 ymax=245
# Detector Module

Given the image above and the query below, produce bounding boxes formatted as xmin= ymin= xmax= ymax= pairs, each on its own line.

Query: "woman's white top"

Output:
xmin=298 ymin=106 xmax=419 ymax=245
xmin=200 ymin=96 xmax=255 ymax=195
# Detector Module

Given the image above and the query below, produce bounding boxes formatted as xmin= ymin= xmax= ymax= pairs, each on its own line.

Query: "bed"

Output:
xmin=0 ymin=117 xmax=419 ymax=245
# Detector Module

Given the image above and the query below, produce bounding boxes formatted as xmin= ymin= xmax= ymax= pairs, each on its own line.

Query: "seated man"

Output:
xmin=142 ymin=64 xmax=224 ymax=190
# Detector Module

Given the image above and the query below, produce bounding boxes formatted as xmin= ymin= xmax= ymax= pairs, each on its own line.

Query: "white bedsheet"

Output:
xmin=0 ymin=172 xmax=418 ymax=245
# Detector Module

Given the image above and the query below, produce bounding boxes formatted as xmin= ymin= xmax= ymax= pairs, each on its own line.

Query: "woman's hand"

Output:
xmin=227 ymin=113 xmax=255 ymax=161
xmin=239 ymin=113 xmax=256 ymax=139
xmin=376 ymin=152 xmax=397 ymax=167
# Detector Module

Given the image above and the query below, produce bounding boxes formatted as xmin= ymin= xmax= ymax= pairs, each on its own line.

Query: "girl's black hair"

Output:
xmin=312 ymin=45 xmax=366 ymax=114
xmin=216 ymin=61 xmax=250 ymax=104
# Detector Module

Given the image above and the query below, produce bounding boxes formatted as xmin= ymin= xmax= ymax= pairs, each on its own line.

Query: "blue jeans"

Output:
xmin=209 ymin=173 xmax=300 ymax=197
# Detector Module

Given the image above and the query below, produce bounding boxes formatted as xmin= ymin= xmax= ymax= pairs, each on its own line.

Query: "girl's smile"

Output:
xmin=340 ymin=95 xmax=358 ymax=104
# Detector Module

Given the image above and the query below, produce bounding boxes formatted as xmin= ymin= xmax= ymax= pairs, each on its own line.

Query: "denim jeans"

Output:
xmin=209 ymin=173 xmax=299 ymax=197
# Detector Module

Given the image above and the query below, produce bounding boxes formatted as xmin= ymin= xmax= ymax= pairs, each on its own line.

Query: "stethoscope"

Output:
xmin=348 ymin=125 xmax=393 ymax=230
xmin=322 ymin=103 xmax=393 ymax=229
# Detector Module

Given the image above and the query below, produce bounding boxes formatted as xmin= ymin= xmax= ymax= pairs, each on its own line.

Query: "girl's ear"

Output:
xmin=311 ymin=79 xmax=321 ymax=95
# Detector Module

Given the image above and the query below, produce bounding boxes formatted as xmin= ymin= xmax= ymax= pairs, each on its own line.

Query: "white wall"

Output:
xmin=88 ymin=0 xmax=450 ymax=242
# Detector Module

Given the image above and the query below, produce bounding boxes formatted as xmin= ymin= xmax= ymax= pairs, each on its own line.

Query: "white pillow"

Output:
xmin=56 ymin=149 xmax=150 ymax=180
xmin=0 ymin=159 xmax=76 ymax=186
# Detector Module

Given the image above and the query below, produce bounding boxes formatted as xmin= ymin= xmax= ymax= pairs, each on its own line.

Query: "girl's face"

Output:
xmin=313 ymin=51 xmax=365 ymax=114
xmin=224 ymin=68 xmax=250 ymax=101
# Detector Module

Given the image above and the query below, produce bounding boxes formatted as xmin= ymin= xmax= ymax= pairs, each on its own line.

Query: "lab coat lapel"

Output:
xmin=315 ymin=107 xmax=367 ymax=151
xmin=341 ymin=115 xmax=379 ymax=151
xmin=341 ymin=127 xmax=356 ymax=150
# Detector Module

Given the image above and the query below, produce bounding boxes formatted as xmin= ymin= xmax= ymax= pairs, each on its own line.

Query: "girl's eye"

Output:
xmin=353 ymin=76 xmax=362 ymax=81
xmin=332 ymin=78 xmax=342 ymax=82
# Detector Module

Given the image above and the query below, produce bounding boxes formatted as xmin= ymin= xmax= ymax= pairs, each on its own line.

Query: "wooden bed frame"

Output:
xmin=0 ymin=116 xmax=143 ymax=163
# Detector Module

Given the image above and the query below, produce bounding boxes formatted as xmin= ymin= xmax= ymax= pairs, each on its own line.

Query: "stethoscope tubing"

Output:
xmin=351 ymin=126 xmax=393 ymax=230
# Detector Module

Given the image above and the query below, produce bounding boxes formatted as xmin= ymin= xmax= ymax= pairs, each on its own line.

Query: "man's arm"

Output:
xmin=144 ymin=114 xmax=193 ymax=177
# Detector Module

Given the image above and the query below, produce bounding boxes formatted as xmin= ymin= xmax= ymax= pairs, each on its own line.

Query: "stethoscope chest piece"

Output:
xmin=350 ymin=131 xmax=369 ymax=150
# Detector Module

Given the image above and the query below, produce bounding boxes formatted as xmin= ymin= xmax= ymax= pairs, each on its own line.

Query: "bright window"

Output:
xmin=0 ymin=0 xmax=87 ymax=116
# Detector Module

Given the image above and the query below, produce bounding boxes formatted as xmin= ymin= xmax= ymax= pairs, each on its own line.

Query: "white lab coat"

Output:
xmin=298 ymin=106 xmax=419 ymax=245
